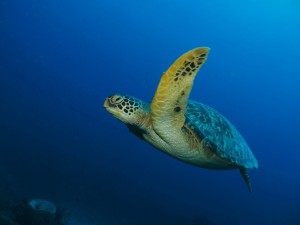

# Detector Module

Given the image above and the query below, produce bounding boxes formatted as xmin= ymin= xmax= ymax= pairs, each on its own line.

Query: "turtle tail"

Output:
xmin=239 ymin=168 xmax=252 ymax=192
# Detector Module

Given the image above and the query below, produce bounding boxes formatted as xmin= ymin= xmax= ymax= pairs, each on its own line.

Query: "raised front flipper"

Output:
xmin=150 ymin=47 xmax=210 ymax=140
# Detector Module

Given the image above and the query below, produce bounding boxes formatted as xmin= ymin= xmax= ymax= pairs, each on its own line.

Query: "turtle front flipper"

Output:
xmin=150 ymin=47 xmax=210 ymax=140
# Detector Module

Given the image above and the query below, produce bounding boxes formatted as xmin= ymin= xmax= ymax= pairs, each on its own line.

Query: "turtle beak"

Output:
xmin=104 ymin=96 xmax=116 ymax=109
xmin=104 ymin=97 xmax=120 ymax=118
xmin=103 ymin=98 xmax=109 ymax=108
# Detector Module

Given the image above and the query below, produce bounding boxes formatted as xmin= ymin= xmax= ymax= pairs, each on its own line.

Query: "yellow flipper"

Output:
xmin=150 ymin=47 xmax=210 ymax=138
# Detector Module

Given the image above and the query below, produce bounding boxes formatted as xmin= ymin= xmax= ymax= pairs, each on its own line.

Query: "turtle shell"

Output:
xmin=185 ymin=101 xmax=258 ymax=169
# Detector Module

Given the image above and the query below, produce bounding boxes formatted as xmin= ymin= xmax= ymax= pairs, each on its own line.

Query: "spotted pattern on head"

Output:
xmin=107 ymin=94 xmax=141 ymax=116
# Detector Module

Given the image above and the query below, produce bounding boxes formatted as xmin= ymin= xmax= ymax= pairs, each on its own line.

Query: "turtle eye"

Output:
xmin=111 ymin=95 xmax=123 ymax=104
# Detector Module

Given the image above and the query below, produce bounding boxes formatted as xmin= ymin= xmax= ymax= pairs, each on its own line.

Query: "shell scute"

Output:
xmin=185 ymin=101 xmax=258 ymax=168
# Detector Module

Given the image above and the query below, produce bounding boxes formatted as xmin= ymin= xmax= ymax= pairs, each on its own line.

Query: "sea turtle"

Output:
xmin=104 ymin=47 xmax=258 ymax=192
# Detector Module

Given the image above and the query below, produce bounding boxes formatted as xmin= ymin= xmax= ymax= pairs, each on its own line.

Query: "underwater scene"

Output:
xmin=0 ymin=0 xmax=300 ymax=224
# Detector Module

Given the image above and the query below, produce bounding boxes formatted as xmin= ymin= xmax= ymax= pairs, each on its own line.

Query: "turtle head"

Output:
xmin=104 ymin=94 xmax=149 ymax=126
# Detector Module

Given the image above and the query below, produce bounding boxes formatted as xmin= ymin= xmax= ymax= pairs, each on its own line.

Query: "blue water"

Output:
xmin=1 ymin=0 xmax=300 ymax=224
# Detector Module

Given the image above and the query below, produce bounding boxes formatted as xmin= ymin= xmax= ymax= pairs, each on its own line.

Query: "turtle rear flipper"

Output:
xmin=240 ymin=168 xmax=252 ymax=192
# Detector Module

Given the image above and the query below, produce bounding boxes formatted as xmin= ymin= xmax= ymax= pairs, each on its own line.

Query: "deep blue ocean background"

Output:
xmin=1 ymin=0 xmax=300 ymax=224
